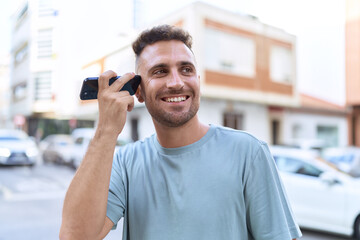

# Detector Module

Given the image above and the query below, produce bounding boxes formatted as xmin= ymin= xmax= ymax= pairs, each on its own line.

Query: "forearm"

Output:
xmin=60 ymin=71 xmax=135 ymax=239
xmin=60 ymin=129 xmax=117 ymax=239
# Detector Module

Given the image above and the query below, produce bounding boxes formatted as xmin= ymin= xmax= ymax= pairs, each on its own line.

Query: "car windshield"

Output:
xmin=51 ymin=136 xmax=73 ymax=145
xmin=273 ymin=151 xmax=353 ymax=178
xmin=319 ymin=152 xmax=360 ymax=178
xmin=325 ymin=154 xmax=355 ymax=164
xmin=0 ymin=136 xmax=24 ymax=141
xmin=0 ymin=130 xmax=28 ymax=141
xmin=274 ymin=156 xmax=324 ymax=177
xmin=57 ymin=141 xmax=71 ymax=145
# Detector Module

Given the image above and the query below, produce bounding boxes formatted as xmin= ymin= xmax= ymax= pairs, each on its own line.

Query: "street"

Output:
xmin=0 ymin=164 xmax=123 ymax=240
xmin=0 ymin=163 xmax=355 ymax=240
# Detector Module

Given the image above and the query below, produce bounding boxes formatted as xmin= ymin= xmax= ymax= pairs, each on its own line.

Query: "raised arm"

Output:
xmin=59 ymin=71 xmax=136 ymax=240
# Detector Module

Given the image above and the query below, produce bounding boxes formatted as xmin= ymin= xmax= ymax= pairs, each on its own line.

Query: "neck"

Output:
xmin=153 ymin=115 xmax=209 ymax=148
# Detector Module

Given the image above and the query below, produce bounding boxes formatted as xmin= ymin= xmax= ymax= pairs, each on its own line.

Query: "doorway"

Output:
xmin=271 ymin=119 xmax=280 ymax=145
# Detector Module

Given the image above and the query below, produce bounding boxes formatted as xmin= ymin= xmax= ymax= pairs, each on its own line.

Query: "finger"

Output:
xmin=114 ymin=91 xmax=134 ymax=111
xmin=127 ymin=96 xmax=135 ymax=112
xmin=99 ymin=70 xmax=117 ymax=91
xmin=109 ymin=72 xmax=135 ymax=92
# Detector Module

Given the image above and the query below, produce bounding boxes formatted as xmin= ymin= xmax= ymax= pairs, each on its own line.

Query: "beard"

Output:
xmin=145 ymin=91 xmax=200 ymax=128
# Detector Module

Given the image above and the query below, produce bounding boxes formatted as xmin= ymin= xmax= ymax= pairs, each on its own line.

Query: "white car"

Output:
xmin=70 ymin=128 xmax=131 ymax=169
xmin=40 ymin=134 xmax=74 ymax=165
xmin=270 ymin=146 xmax=360 ymax=239
xmin=0 ymin=129 xmax=40 ymax=166
xmin=71 ymin=128 xmax=95 ymax=169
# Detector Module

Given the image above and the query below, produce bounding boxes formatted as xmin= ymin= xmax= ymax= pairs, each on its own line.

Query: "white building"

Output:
xmin=271 ymin=94 xmax=349 ymax=148
xmin=79 ymin=2 xmax=299 ymax=143
xmin=9 ymin=0 xmax=135 ymax=136
xmin=0 ymin=55 xmax=11 ymax=128
xmin=9 ymin=0 xmax=349 ymax=147
xmin=79 ymin=2 xmax=349 ymax=147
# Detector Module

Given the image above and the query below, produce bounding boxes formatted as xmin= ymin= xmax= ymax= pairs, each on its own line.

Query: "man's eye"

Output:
xmin=182 ymin=67 xmax=193 ymax=73
xmin=154 ymin=69 xmax=167 ymax=75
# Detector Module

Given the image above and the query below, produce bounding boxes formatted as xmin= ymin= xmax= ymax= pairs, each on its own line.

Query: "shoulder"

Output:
xmin=114 ymin=134 xmax=156 ymax=165
xmin=205 ymin=125 xmax=271 ymax=162
xmin=211 ymin=124 xmax=266 ymax=148
xmin=117 ymin=135 xmax=153 ymax=154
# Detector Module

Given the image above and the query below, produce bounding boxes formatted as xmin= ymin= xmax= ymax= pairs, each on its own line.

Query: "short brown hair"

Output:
xmin=132 ymin=24 xmax=193 ymax=57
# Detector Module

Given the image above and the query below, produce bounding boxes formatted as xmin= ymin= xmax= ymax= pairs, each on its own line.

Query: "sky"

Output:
xmin=0 ymin=0 xmax=346 ymax=105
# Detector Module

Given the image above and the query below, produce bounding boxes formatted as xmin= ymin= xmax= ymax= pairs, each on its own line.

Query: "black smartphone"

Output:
xmin=79 ymin=75 xmax=141 ymax=100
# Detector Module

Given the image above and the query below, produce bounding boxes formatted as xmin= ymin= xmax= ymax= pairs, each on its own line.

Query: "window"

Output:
xmin=223 ymin=112 xmax=243 ymax=130
xmin=13 ymin=82 xmax=27 ymax=101
xmin=275 ymin=156 xmax=303 ymax=173
xmin=38 ymin=0 xmax=56 ymax=17
xmin=292 ymin=124 xmax=302 ymax=139
xmin=14 ymin=43 xmax=29 ymax=64
xmin=274 ymin=156 xmax=323 ymax=177
xmin=37 ymin=29 xmax=53 ymax=58
xmin=14 ymin=43 xmax=29 ymax=65
xmin=204 ymin=28 xmax=255 ymax=77
xmin=327 ymin=154 xmax=355 ymax=165
xmin=317 ymin=125 xmax=338 ymax=147
xmin=16 ymin=3 xmax=28 ymax=25
xmin=75 ymin=137 xmax=84 ymax=145
xmin=34 ymin=71 xmax=52 ymax=100
xmin=270 ymin=45 xmax=293 ymax=84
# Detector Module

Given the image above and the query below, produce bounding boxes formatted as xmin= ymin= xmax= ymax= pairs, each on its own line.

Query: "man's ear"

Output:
xmin=135 ymin=86 xmax=144 ymax=103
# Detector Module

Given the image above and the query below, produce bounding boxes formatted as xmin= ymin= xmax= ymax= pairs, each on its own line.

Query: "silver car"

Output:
xmin=40 ymin=134 xmax=74 ymax=165
xmin=0 ymin=129 xmax=39 ymax=166
xmin=70 ymin=128 xmax=131 ymax=169
xmin=323 ymin=147 xmax=360 ymax=178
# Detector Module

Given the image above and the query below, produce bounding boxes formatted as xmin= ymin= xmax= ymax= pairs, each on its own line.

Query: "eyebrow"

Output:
xmin=147 ymin=61 xmax=195 ymax=74
xmin=178 ymin=61 xmax=195 ymax=68
xmin=147 ymin=63 xmax=168 ymax=75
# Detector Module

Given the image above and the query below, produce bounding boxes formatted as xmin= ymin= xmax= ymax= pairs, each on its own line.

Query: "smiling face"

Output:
xmin=136 ymin=40 xmax=200 ymax=128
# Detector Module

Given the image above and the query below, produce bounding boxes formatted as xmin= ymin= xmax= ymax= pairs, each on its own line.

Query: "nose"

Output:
xmin=166 ymin=71 xmax=184 ymax=90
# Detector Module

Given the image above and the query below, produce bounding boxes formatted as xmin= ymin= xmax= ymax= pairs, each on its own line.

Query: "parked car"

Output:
xmin=70 ymin=128 xmax=131 ymax=169
xmin=40 ymin=134 xmax=74 ymax=165
xmin=322 ymin=147 xmax=360 ymax=178
xmin=0 ymin=129 xmax=39 ymax=166
xmin=270 ymin=146 xmax=360 ymax=239
xmin=71 ymin=128 xmax=95 ymax=169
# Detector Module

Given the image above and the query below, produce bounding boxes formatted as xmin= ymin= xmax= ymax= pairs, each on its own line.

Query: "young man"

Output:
xmin=60 ymin=25 xmax=302 ymax=240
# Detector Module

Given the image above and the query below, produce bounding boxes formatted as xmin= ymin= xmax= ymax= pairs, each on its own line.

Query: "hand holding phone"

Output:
xmin=80 ymin=75 xmax=141 ymax=100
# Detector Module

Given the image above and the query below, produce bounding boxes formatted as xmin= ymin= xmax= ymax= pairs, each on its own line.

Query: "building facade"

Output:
xmin=8 ymin=1 xmax=349 ymax=147
xmin=0 ymin=55 xmax=11 ymax=129
xmin=79 ymin=2 xmax=299 ymax=143
xmin=271 ymin=94 xmax=349 ymax=148
xmin=9 ymin=0 xmax=134 ymax=138
xmin=346 ymin=0 xmax=360 ymax=147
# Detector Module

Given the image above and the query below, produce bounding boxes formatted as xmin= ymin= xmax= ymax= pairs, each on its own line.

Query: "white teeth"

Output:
xmin=166 ymin=96 xmax=186 ymax=102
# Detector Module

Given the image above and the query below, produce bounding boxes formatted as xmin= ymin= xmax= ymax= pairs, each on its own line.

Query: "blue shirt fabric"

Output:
xmin=106 ymin=125 xmax=302 ymax=240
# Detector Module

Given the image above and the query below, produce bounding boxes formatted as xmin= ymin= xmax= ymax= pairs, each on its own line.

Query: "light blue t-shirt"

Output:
xmin=107 ymin=125 xmax=302 ymax=240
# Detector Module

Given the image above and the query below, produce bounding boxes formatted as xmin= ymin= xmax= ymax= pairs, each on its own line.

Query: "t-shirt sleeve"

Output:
xmin=244 ymin=142 xmax=302 ymax=240
xmin=106 ymin=150 xmax=127 ymax=230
